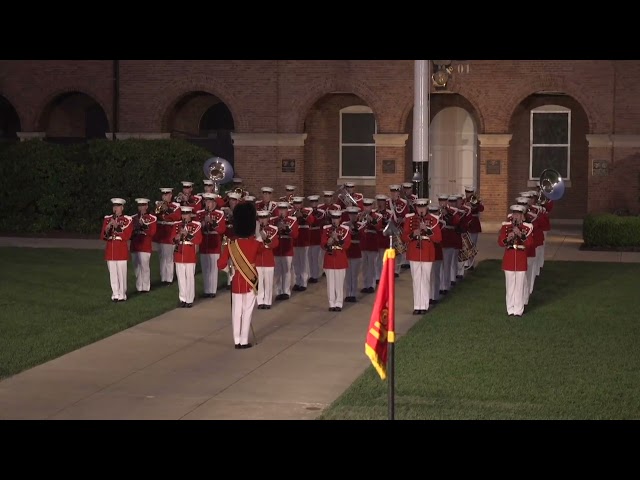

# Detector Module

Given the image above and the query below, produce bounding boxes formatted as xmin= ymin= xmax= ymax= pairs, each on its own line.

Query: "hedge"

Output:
xmin=0 ymin=139 xmax=233 ymax=235
xmin=582 ymin=213 xmax=640 ymax=249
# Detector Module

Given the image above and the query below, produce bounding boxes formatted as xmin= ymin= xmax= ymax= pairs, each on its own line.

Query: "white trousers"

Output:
xmin=319 ymin=248 xmax=326 ymax=276
xmin=200 ymin=253 xmax=220 ymax=294
xmin=107 ymin=260 xmax=127 ymax=300
xmin=451 ymin=249 xmax=461 ymax=279
xmin=541 ymin=232 xmax=547 ymax=269
xmin=397 ymin=251 xmax=406 ymax=273
xmin=175 ymin=262 xmax=196 ymax=303
xmin=361 ymin=250 xmax=377 ymax=289
xmin=465 ymin=232 xmax=479 ymax=269
xmin=232 ymin=291 xmax=256 ymax=345
xmin=131 ymin=252 xmax=151 ymax=292
xmin=376 ymin=248 xmax=386 ymax=281
xmin=442 ymin=248 xmax=456 ymax=290
xmin=431 ymin=260 xmax=442 ymax=301
xmin=527 ymin=257 xmax=536 ymax=295
xmin=505 ymin=270 xmax=527 ymax=315
xmin=274 ymin=255 xmax=293 ymax=295
xmin=345 ymin=258 xmax=361 ymax=297
xmin=308 ymin=245 xmax=322 ymax=279
xmin=293 ymin=246 xmax=310 ymax=287
xmin=257 ymin=266 xmax=274 ymax=305
xmin=535 ymin=245 xmax=543 ymax=276
xmin=410 ymin=261 xmax=432 ymax=311
xmin=325 ymin=268 xmax=346 ymax=308
xmin=156 ymin=243 xmax=175 ymax=282
xmin=457 ymin=258 xmax=466 ymax=278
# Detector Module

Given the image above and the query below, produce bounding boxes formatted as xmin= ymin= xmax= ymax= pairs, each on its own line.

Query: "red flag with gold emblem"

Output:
xmin=365 ymin=247 xmax=396 ymax=380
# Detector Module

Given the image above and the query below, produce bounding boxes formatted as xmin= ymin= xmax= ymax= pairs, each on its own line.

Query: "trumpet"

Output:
xmin=469 ymin=194 xmax=482 ymax=206
xmin=155 ymin=200 xmax=169 ymax=215
xmin=175 ymin=192 xmax=188 ymax=204
xmin=174 ymin=219 xmax=189 ymax=252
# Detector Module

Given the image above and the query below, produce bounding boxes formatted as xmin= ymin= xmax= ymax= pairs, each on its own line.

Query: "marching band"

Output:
xmin=101 ymin=172 xmax=558 ymax=346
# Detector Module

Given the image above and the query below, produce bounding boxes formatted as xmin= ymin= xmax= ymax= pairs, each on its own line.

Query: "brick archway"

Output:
xmin=292 ymin=77 xmax=382 ymax=132
xmin=153 ymin=76 xmax=246 ymax=133
xmin=0 ymin=93 xmax=23 ymax=136
xmin=502 ymin=76 xmax=596 ymax=133
xmin=34 ymin=87 xmax=111 ymax=132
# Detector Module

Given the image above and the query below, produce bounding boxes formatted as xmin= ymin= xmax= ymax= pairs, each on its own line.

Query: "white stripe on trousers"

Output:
xmin=345 ymin=258 xmax=361 ymax=297
xmin=308 ymin=245 xmax=322 ymax=279
xmin=232 ymin=291 xmax=256 ymax=345
xmin=535 ymin=245 xmax=543 ymax=276
xmin=131 ymin=252 xmax=151 ymax=292
xmin=451 ymin=249 xmax=460 ymax=280
xmin=293 ymin=246 xmax=309 ymax=287
xmin=274 ymin=256 xmax=293 ymax=295
xmin=257 ymin=266 xmax=274 ymax=305
xmin=431 ymin=260 xmax=442 ymax=301
xmin=156 ymin=243 xmax=175 ymax=282
xmin=107 ymin=260 xmax=127 ymax=300
xmin=505 ymin=270 xmax=527 ymax=315
xmin=361 ymin=250 xmax=377 ymax=289
xmin=325 ymin=268 xmax=346 ymax=308
xmin=175 ymin=262 xmax=196 ymax=303
xmin=527 ymin=257 xmax=536 ymax=296
xmin=200 ymin=253 xmax=220 ymax=294
xmin=396 ymin=251 xmax=406 ymax=274
xmin=410 ymin=261 xmax=432 ymax=311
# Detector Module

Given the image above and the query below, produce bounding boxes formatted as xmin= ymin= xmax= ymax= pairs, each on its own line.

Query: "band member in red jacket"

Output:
xmin=101 ymin=198 xmax=134 ymax=302
xmin=217 ymin=202 xmax=265 ymax=349
xmin=359 ymin=198 xmax=383 ymax=294
xmin=272 ymin=201 xmax=299 ymax=300
xmin=321 ymin=210 xmax=352 ymax=312
xmin=173 ymin=206 xmax=203 ymax=308
xmin=256 ymin=186 xmax=277 ymax=214
xmin=463 ymin=185 xmax=484 ymax=271
xmin=440 ymin=195 xmax=463 ymax=294
xmin=427 ymin=204 xmax=444 ymax=304
xmin=291 ymin=196 xmax=316 ymax=291
xmin=306 ymin=195 xmax=325 ymax=283
xmin=402 ymin=199 xmax=443 ymax=314
xmin=255 ymin=210 xmax=280 ymax=309
xmin=196 ymin=193 xmax=226 ymax=298
xmin=498 ymin=204 xmax=534 ymax=317
xmin=153 ymin=187 xmax=182 ymax=284
xmin=130 ymin=198 xmax=157 ymax=293
xmin=343 ymin=206 xmax=365 ymax=302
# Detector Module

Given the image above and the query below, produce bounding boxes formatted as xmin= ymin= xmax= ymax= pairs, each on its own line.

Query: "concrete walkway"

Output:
xmin=0 ymin=228 xmax=638 ymax=420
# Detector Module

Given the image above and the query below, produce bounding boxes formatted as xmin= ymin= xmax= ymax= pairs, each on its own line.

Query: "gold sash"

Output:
xmin=227 ymin=239 xmax=259 ymax=294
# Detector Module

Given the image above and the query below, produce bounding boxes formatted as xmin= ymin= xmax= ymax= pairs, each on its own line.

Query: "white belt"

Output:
xmin=158 ymin=221 xmax=174 ymax=226
xmin=182 ymin=241 xmax=194 ymax=245
xmin=299 ymin=225 xmax=309 ymax=229
xmin=508 ymin=245 xmax=525 ymax=250
xmin=417 ymin=236 xmax=431 ymax=240
xmin=203 ymin=231 xmax=219 ymax=235
xmin=108 ymin=236 xmax=123 ymax=241
xmin=365 ymin=229 xmax=377 ymax=234
xmin=280 ymin=235 xmax=291 ymax=239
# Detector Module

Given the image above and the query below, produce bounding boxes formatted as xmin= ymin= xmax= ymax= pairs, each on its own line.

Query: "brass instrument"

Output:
xmin=203 ymin=156 xmax=234 ymax=194
xmin=104 ymin=214 xmax=117 ymax=240
xmin=412 ymin=214 xmax=433 ymax=250
xmin=326 ymin=226 xmax=346 ymax=254
xmin=175 ymin=192 xmax=188 ymax=204
xmin=155 ymin=200 xmax=169 ymax=215
xmin=382 ymin=220 xmax=407 ymax=255
xmin=537 ymin=168 xmax=565 ymax=205
xmin=133 ymin=214 xmax=150 ymax=236
xmin=336 ymin=183 xmax=358 ymax=208
xmin=174 ymin=219 xmax=189 ymax=252
xmin=469 ymin=194 xmax=482 ymax=206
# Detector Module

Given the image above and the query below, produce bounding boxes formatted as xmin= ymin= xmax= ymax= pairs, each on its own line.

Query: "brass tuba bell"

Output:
xmin=538 ymin=168 xmax=565 ymax=202
xmin=203 ymin=157 xmax=234 ymax=194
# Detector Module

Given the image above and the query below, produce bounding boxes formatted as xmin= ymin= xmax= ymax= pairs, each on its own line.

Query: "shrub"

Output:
xmin=0 ymin=139 xmax=228 ymax=235
xmin=583 ymin=213 xmax=640 ymax=248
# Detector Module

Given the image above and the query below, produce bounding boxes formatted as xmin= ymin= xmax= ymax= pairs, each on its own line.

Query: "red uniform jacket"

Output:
xmin=388 ymin=198 xmax=409 ymax=229
xmin=321 ymin=224 xmax=352 ymax=269
xmin=172 ymin=220 xmax=203 ymax=264
xmin=526 ymin=207 xmax=545 ymax=251
xmin=196 ymin=208 xmax=226 ymax=254
xmin=498 ymin=221 xmax=534 ymax=271
xmin=463 ymin=201 xmax=484 ymax=233
xmin=153 ymin=202 xmax=181 ymax=244
xmin=272 ymin=215 xmax=299 ymax=257
xmin=308 ymin=207 xmax=326 ymax=246
xmin=102 ymin=214 xmax=134 ymax=261
xmin=255 ymin=200 xmax=277 ymax=215
xmin=440 ymin=206 xmax=463 ymax=249
xmin=255 ymin=224 xmax=280 ymax=268
xmin=401 ymin=212 xmax=443 ymax=262
xmin=293 ymin=207 xmax=317 ymax=247
xmin=217 ymin=237 xmax=265 ymax=294
xmin=338 ymin=192 xmax=365 ymax=220
xmin=178 ymin=194 xmax=202 ymax=212
xmin=342 ymin=219 xmax=365 ymax=259
xmin=130 ymin=213 xmax=158 ymax=253
xmin=360 ymin=210 xmax=383 ymax=252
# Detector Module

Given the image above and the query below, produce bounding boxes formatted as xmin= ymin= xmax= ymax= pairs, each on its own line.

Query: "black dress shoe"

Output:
xmin=180 ymin=301 xmax=186 ymax=307
xmin=401 ymin=264 xmax=410 ymax=269
xmin=308 ymin=278 xmax=318 ymax=283
xmin=240 ymin=343 xmax=253 ymax=349
xmin=420 ymin=310 xmax=427 ymax=314
xmin=186 ymin=303 xmax=193 ymax=308
xmin=265 ymin=305 xmax=271 ymax=309
xmin=361 ymin=288 xmax=369 ymax=293
xmin=112 ymin=298 xmax=118 ymax=303
xmin=282 ymin=294 xmax=290 ymax=300
xmin=257 ymin=304 xmax=264 ymax=309
xmin=235 ymin=344 xmax=241 ymax=349
xmin=413 ymin=309 xmax=420 ymax=315
xmin=298 ymin=286 xmax=307 ymax=291
xmin=456 ymin=275 xmax=463 ymax=280
xmin=335 ymin=307 xmax=342 ymax=312
xmin=292 ymin=285 xmax=301 ymax=291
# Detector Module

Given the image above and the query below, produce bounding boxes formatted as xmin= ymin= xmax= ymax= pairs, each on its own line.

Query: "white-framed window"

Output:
xmin=530 ymin=104 xmax=571 ymax=180
xmin=339 ymin=105 xmax=376 ymax=178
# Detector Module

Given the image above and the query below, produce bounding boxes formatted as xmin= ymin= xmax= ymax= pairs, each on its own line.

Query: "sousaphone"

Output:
xmin=203 ymin=157 xmax=234 ymax=194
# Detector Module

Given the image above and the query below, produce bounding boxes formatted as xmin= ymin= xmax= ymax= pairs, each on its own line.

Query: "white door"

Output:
xmin=429 ymin=107 xmax=477 ymax=203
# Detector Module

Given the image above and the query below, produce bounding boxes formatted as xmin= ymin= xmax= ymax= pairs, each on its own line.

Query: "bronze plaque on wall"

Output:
xmin=486 ymin=160 xmax=501 ymax=175
xmin=281 ymin=159 xmax=295 ymax=173
xmin=592 ymin=160 xmax=609 ymax=176
xmin=382 ymin=160 xmax=395 ymax=174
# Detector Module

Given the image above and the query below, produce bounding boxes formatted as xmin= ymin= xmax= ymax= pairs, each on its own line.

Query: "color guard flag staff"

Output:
xmin=365 ymin=222 xmax=397 ymax=420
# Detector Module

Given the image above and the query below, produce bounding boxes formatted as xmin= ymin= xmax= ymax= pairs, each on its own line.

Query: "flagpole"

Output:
xmin=388 ymin=237 xmax=396 ymax=421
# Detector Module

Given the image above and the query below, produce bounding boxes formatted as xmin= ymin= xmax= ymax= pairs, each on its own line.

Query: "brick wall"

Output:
xmin=4 ymin=59 xmax=640 ymax=218
xmin=169 ymin=93 xmax=220 ymax=136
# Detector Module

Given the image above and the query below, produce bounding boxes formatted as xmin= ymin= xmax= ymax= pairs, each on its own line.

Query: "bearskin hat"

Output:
xmin=233 ymin=201 xmax=257 ymax=238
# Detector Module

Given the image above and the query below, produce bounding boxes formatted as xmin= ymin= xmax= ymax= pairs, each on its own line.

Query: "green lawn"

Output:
xmin=0 ymin=247 xmax=226 ymax=380
xmin=319 ymin=260 xmax=640 ymax=420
